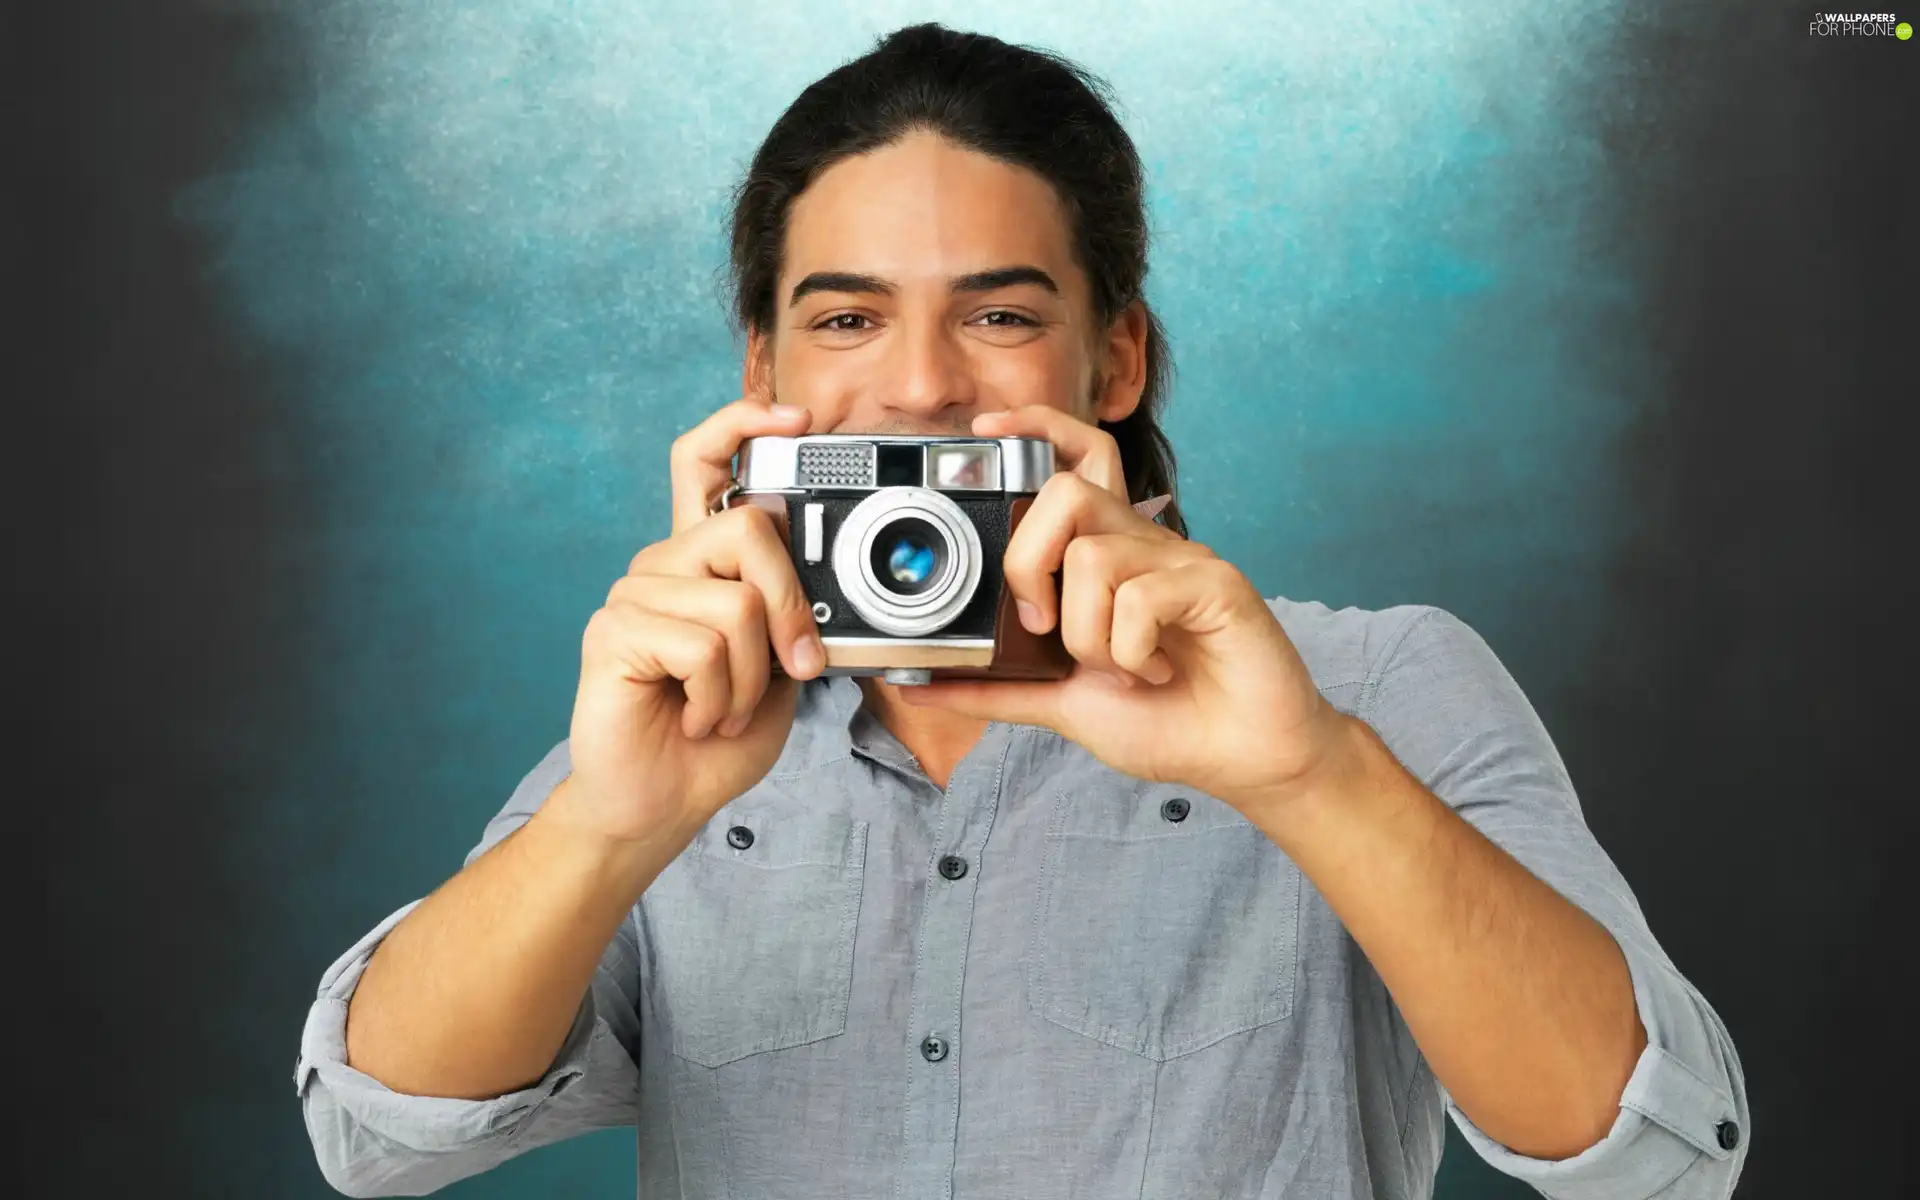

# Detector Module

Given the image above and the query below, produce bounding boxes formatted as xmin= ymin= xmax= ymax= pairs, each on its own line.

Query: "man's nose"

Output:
xmin=885 ymin=319 xmax=974 ymax=417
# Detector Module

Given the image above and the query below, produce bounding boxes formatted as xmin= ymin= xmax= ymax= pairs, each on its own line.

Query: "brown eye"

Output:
xmin=816 ymin=313 xmax=872 ymax=332
xmin=977 ymin=310 xmax=1037 ymax=327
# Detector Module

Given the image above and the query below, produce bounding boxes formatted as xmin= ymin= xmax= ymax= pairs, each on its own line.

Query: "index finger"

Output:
xmin=669 ymin=398 xmax=813 ymax=534
xmin=1003 ymin=472 xmax=1177 ymax=633
xmin=972 ymin=405 xmax=1126 ymax=499
xmin=638 ymin=504 xmax=824 ymax=681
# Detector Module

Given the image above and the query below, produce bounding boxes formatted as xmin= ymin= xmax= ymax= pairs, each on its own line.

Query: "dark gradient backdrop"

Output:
xmin=14 ymin=2 xmax=1913 ymax=1197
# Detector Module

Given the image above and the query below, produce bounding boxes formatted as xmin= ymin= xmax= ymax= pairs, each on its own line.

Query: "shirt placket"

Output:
xmin=884 ymin=723 xmax=1013 ymax=1200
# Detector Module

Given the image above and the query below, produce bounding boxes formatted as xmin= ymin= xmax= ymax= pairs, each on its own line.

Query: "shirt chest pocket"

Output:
xmin=639 ymin=804 xmax=869 ymax=1068
xmin=1027 ymin=784 xmax=1301 ymax=1062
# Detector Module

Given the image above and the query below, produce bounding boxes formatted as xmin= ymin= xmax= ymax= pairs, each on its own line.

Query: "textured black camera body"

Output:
xmin=718 ymin=434 xmax=1072 ymax=684
xmin=785 ymin=491 xmax=1013 ymax=641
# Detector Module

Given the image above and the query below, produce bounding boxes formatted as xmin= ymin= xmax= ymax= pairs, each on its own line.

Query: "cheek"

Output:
xmin=970 ymin=337 xmax=1088 ymax=406
xmin=770 ymin=342 xmax=858 ymax=414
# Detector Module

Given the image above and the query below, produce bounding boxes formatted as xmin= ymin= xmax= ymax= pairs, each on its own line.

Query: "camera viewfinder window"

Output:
xmin=877 ymin=443 xmax=923 ymax=488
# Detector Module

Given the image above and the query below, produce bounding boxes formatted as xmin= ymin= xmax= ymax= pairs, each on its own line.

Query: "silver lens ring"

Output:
xmin=833 ymin=487 xmax=983 ymax=637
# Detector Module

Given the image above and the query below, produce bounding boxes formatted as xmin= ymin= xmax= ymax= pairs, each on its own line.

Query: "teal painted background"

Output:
xmin=181 ymin=2 xmax=1656 ymax=1195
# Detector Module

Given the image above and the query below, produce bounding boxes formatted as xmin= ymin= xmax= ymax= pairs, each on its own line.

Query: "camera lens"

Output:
xmin=834 ymin=486 xmax=984 ymax=638
xmin=870 ymin=518 xmax=949 ymax=596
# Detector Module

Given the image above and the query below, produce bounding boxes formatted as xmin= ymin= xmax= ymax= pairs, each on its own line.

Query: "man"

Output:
xmin=297 ymin=23 xmax=1748 ymax=1199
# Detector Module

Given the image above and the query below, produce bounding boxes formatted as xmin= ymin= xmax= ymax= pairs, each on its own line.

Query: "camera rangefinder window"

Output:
xmin=930 ymin=444 xmax=998 ymax=489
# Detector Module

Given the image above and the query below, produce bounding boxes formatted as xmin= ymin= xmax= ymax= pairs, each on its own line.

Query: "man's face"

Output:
xmin=747 ymin=130 xmax=1146 ymax=435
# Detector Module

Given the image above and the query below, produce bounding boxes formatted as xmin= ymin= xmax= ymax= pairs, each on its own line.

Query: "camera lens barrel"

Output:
xmin=833 ymin=486 xmax=984 ymax=636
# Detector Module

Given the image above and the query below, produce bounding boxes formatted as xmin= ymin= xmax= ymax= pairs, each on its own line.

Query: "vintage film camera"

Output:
xmin=714 ymin=435 xmax=1073 ymax=685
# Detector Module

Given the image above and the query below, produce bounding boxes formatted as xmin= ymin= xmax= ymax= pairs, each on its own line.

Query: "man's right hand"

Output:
xmin=551 ymin=398 xmax=823 ymax=848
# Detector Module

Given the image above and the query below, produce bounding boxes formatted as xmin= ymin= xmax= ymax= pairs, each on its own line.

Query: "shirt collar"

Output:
xmin=777 ymin=673 xmax=886 ymax=773
xmin=784 ymin=672 xmax=994 ymax=777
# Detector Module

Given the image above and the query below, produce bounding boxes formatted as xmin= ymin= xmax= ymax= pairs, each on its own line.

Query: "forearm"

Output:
xmin=1235 ymin=715 xmax=1645 ymax=1161
xmin=345 ymin=775 xmax=691 ymax=1100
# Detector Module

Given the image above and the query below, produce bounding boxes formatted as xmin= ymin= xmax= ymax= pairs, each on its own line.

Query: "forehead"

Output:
xmin=783 ymin=131 xmax=1080 ymax=287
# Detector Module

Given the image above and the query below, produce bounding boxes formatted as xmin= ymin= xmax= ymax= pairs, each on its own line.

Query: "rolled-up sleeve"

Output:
xmin=294 ymin=741 xmax=643 ymax=1197
xmin=1362 ymin=607 xmax=1750 ymax=1200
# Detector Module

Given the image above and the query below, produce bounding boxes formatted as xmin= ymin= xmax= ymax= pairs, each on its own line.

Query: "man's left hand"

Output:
xmin=901 ymin=406 xmax=1356 ymax=811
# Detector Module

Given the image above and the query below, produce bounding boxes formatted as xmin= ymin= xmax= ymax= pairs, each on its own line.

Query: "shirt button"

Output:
xmin=920 ymin=1035 xmax=949 ymax=1062
xmin=937 ymin=854 xmax=969 ymax=881
xmin=726 ymin=825 xmax=754 ymax=850
xmin=1715 ymin=1120 xmax=1740 ymax=1151
xmin=1160 ymin=797 xmax=1191 ymax=823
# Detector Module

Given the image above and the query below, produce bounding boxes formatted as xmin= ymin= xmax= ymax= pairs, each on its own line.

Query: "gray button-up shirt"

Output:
xmin=297 ymin=598 xmax=1749 ymax=1199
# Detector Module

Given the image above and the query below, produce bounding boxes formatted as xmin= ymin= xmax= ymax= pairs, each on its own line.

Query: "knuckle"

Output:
xmin=606 ymin=572 xmax=645 ymax=607
xmin=1003 ymin=538 xmax=1045 ymax=575
xmin=734 ymin=503 xmax=775 ymax=535
xmin=730 ymin=575 xmax=767 ymax=615
xmin=582 ymin=604 xmax=625 ymax=653
xmin=1056 ymin=473 xmax=1103 ymax=514
xmin=629 ymin=533 xmax=683 ymax=576
xmin=690 ymin=624 xmax=729 ymax=668
xmin=668 ymin=431 xmax=699 ymax=468
xmin=727 ymin=581 xmax=767 ymax=632
xmin=1063 ymin=536 xmax=1107 ymax=575
xmin=582 ymin=606 xmax=612 ymax=645
xmin=1202 ymin=557 xmax=1239 ymax=585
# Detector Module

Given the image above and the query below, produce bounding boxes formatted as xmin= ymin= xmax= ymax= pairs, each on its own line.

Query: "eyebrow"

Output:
xmin=786 ymin=265 xmax=1060 ymax=307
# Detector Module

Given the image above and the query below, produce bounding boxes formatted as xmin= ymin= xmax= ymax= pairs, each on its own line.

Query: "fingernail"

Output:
xmin=1017 ymin=600 xmax=1043 ymax=632
xmin=792 ymin=636 xmax=823 ymax=676
xmin=770 ymin=404 xmax=804 ymax=419
xmin=719 ymin=713 xmax=749 ymax=738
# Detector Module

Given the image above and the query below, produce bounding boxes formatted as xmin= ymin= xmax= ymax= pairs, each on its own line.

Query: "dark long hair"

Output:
xmin=726 ymin=23 xmax=1187 ymax=538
